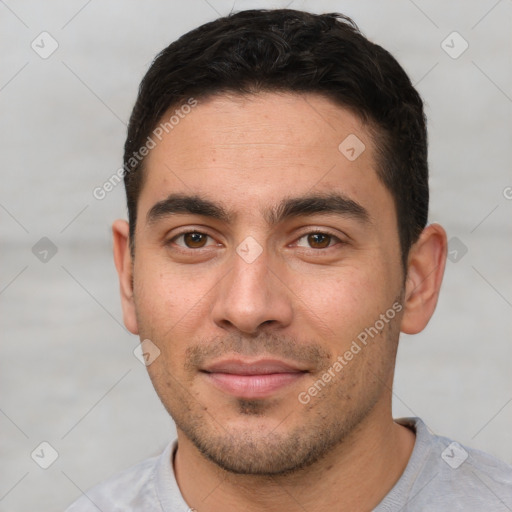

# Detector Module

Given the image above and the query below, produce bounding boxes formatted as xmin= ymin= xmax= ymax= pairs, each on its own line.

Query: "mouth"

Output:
xmin=200 ymin=359 xmax=308 ymax=399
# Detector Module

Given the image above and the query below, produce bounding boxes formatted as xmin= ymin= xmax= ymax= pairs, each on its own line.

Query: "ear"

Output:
xmin=401 ymin=223 xmax=447 ymax=334
xmin=112 ymin=219 xmax=139 ymax=334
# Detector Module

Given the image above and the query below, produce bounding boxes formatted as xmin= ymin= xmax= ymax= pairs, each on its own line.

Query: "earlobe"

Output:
xmin=112 ymin=219 xmax=139 ymax=335
xmin=400 ymin=223 xmax=447 ymax=335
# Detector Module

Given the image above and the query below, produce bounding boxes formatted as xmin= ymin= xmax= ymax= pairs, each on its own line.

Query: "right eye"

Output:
xmin=170 ymin=231 xmax=217 ymax=249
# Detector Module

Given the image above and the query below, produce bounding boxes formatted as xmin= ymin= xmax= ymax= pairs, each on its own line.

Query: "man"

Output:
xmin=67 ymin=8 xmax=512 ymax=511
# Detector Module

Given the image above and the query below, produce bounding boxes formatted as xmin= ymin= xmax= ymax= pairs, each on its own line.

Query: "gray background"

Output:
xmin=1 ymin=0 xmax=511 ymax=510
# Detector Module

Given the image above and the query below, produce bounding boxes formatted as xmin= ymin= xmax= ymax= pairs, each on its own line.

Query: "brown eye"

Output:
xmin=168 ymin=231 xmax=220 ymax=253
xmin=307 ymin=233 xmax=332 ymax=249
xmin=183 ymin=232 xmax=208 ymax=248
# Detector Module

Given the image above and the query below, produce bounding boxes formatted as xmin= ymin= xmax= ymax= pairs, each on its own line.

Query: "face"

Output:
xmin=127 ymin=92 xmax=407 ymax=475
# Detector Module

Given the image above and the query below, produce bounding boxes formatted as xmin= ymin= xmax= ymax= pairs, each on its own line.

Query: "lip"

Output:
xmin=201 ymin=358 xmax=308 ymax=399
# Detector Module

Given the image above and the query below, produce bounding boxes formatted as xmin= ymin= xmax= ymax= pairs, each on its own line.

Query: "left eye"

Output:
xmin=296 ymin=232 xmax=340 ymax=249
xmin=172 ymin=232 xmax=217 ymax=249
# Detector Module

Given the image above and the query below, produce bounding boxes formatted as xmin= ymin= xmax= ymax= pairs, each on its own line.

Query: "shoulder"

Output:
xmin=64 ymin=447 xmax=167 ymax=512
xmin=414 ymin=417 xmax=512 ymax=480
xmin=391 ymin=418 xmax=512 ymax=510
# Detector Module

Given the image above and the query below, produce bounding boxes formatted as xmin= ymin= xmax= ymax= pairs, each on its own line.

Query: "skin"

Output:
xmin=113 ymin=92 xmax=447 ymax=511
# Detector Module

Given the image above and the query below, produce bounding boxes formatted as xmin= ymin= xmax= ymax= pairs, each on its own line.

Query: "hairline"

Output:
xmin=127 ymin=89 xmax=410 ymax=268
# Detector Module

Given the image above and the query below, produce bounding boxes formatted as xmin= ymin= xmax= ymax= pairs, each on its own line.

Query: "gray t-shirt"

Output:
xmin=66 ymin=417 xmax=512 ymax=511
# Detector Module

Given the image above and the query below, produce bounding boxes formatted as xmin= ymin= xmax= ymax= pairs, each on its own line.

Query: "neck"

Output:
xmin=173 ymin=405 xmax=415 ymax=512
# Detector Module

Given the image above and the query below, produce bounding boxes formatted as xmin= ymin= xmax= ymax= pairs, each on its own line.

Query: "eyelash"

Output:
xmin=167 ymin=230 xmax=344 ymax=251
xmin=169 ymin=231 xmax=219 ymax=250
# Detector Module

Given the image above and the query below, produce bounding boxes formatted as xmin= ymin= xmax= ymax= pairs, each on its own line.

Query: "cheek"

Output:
xmin=132 ymin=258 xmax=218 ymax=382
xmin=293 ymin=268 xmax=387 ymax=336
xmin=134 ymin=257 xmax=212 ymax=329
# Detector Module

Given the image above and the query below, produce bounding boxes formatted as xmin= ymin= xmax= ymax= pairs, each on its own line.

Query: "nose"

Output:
xmin=211 ymin=242 xmax=293 ymax=335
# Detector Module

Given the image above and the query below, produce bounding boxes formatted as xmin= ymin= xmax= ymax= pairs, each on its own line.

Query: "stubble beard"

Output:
xmin=168 ymin=335 xmax=398 ymax=476
xmin=173 ymin=393 xmax=377 ymax=476
xmin=144 ymin=297 xmax=403 ymax=477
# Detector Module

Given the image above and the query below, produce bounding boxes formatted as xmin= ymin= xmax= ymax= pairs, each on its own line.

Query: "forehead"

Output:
xmin=139 ymin=92 xmax=394 ymax=225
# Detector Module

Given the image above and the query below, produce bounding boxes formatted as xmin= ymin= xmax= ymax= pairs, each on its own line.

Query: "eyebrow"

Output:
xmin=265 ymin=193 xmax=370 ymax=225
xmin=146 ymin=192 xmax=370 ymax=226
xmin=146 ymin=194 xmax=232 ymax=225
